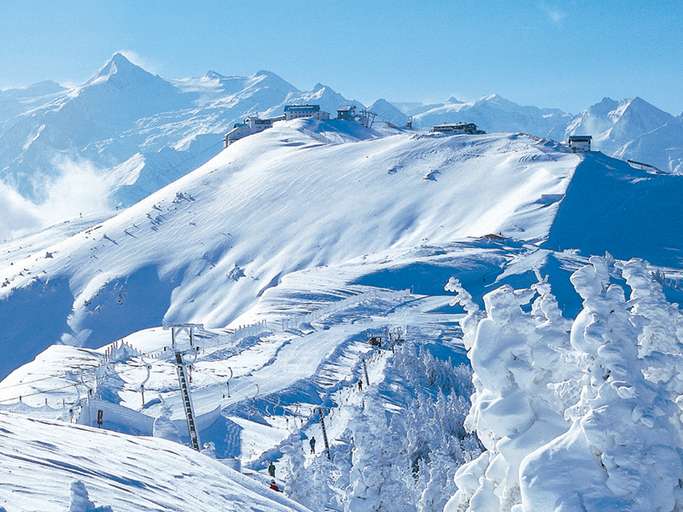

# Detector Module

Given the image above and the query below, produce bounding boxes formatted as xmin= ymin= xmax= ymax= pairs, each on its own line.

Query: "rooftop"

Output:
xmin=284 ymin=104 xmax=320 ymax=112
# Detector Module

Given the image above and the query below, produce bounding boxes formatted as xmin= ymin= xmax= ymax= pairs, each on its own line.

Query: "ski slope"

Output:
xmin=0 ymin=120 xmax=581 ymax=377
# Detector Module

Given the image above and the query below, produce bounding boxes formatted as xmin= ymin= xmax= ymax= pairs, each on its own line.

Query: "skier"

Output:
xmin=309 ymin=436 xmax=316 ymax=454
xmin=268 ymin=461 xmax=276 ymax=478
xmin=358 ymin=379 xmax=363 ymax=392
xmin=269 ymin=479 xmax=280 ymax=492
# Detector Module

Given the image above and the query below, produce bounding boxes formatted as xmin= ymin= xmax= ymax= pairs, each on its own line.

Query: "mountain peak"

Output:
xmin=105 ymin=52 xmax=138 ymax=72
xmin=88 ymin=52 xmax=151 ymax=85
xmin=587 ymin=97 xmax=620 ymax=116
xmin=481 ymin=93 xmax=504 ymax=102
xmin=625 ymin=96 xmax=658 ymax=111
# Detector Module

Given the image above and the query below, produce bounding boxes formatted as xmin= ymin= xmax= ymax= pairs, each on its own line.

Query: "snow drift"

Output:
xmin=0 ymin=411 xmax=309 ymax=511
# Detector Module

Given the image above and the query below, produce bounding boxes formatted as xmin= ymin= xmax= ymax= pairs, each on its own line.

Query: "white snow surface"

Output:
xmin=1 ymin=105 xmax=682 ymax=511
xmin=0 ymin=121 xmax=580 ymax=376
xmin=0 ymin=411 xmax=309 ymax=511
xmin=445 ymin=257 xmax=683 ymax=512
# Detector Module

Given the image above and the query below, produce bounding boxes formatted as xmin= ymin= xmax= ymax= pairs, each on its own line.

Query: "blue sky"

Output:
xmin=1 ymin=0 xmax=682 ymax=114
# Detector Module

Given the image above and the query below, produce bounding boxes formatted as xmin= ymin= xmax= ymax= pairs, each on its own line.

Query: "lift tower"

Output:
xmin=166 ymin=324 xmax=203 ymax=451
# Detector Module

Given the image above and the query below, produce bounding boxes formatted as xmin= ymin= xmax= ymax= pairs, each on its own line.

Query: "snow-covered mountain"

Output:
xmin=388 ymin=94 xmax=683 ymax=173
xmin=1 ymin=117 xmax=682 ymax=511
xmin=407 ymin=94 xmax=571 ymax=140
xmin=565 ymin=96 xmax=682 ymax=172
xmin=0 ymin=81 xmax=66 ymax=129
xmin=368 ymin=98 xmax=410 ymax=127
xmin=0 ymin=54 xmax=365 ymax=207
xmin=2 ymin=53 xmax=682 ymax=229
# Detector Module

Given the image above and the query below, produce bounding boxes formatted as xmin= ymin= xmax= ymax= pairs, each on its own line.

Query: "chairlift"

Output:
xmin=225 ymin=366 xmax=234 ymax=398
xmin=139 ymin=355 xmax=153 ymax=408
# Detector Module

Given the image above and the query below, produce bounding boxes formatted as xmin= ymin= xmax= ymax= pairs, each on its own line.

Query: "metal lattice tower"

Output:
xmin=166 ymin=324 xmax=203 ymax=451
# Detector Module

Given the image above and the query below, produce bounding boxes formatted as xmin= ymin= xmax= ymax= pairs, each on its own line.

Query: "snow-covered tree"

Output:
xmin=68 ymin=480 xmax=112 ymax=512
xmin=445 ymin=272 xmax=574 ymax=511
xmin=346 ymin=391 xmax=414 ymax=512
xmin=448 ymin=257 xmax=683 ymax=511
xmin=283 ymin=436 xmax=336 ymax=511
xmin=444 ymin=277 xmax=481 ymax=350
xmin=619 ymin=259 xmax=683 ymax=391
xmin=153 ymin=398 xmax=181 ymax=443
xmin=340 ymin=338 xmax=478 ymax=512
xmin=520 ymin=257 xmax=683 ymax=512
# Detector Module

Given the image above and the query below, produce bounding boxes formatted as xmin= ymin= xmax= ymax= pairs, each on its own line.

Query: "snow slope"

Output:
xmin=1 ymin=118 xmax=682 ymax=510
xmin=0 ymin=121 xmax=582 ymax=377
xmin=2 ymin=118 xmax=682 ymax=379
xmin=0 ymin=411 xmax=310 ymax=511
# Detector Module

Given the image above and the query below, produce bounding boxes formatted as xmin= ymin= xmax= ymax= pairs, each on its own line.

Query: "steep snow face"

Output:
xmin=566 ymin=96 xmax=681 ymax=172
xmin=0 ymin=412 xmax=310 ymax=511
xmin=544 ymin=152 xmax=683 ymax=267
xmin=0 ymin=123 xmax=579 ymax=376
xmin=411 ymin=94 xmax=571 ymax=140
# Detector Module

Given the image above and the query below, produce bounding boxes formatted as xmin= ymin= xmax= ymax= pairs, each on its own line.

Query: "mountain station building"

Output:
xmin=568 ymin=135 xmax=592 ymax=152
xmin=283 ymin=104 xmax=330 ymax=121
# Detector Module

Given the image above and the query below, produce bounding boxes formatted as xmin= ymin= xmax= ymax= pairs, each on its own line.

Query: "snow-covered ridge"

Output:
xmin=0 ymin=122 xmax=582 ymax=377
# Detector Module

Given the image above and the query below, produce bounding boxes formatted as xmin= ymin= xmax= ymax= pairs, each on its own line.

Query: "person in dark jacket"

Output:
xmin=309 ymin=436 xmax=316 ymax=454
xmin=268 ymin=461 xmax=276 ymax=478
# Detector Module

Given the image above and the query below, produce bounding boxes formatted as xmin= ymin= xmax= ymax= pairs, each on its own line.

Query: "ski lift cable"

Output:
xmin=0 ymin=348 xmax=168 ymax=404
xmin=0 ymin=324 xmax=244 ymax=405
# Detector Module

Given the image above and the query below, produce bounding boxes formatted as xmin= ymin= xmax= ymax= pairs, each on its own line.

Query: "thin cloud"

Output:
xmin=0 ymin=157 xmax=112 ymax=241
xmin=538 ymin=2 xmax=567 ymax=24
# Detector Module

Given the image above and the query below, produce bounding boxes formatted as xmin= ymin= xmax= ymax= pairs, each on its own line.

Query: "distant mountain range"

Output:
xmin=1 ymin=52 xmax=681 ymax=209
